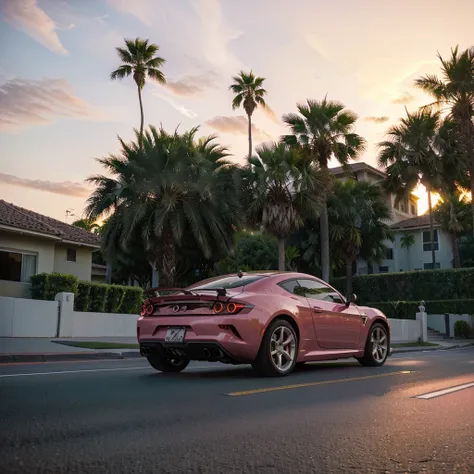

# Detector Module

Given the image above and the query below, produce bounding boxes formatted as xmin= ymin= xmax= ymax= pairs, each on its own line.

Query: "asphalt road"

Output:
xmin=1 ymin=347 xmax=473 ymax=474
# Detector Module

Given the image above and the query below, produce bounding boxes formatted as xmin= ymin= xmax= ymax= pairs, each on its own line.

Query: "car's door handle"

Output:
xmin=312 ymin=306 xmax=324 ymax=313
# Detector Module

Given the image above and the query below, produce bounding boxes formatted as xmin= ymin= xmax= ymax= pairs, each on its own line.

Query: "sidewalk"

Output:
xmin=0 ymin=337 xmax=141 ymax=363
xmin=1 ymin=337 xmax=472 ymax=364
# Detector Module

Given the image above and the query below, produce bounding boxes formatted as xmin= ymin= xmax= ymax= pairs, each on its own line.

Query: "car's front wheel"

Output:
xmin=357 ymin=323 xmax=389 ymax=367
xmin=253 ymin=319 xmax=299 ymax=377
xmin=146 ymin=353 xmax=190 ymax=373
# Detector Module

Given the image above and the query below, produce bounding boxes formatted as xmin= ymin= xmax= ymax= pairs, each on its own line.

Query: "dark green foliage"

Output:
xmin=460 ymin=236 xmax=474 ymax=267
xmin=106 ymin=285 xmax=126 ymax=313
xmin=30 ymin=273 xmax=79 ymax=300
xmin=331 ymin=268 xmax=474 ymax=304
xmin=454 ymin=320 xmax=472 ymax=338
xmin=88 ymin=284 xmax=109 ymax=312
xmin=74 ymin=282 xmax=91 ymax=312
xmin=368 ymin=299 xmax=474 ymax=319
xmin=120 ymin=287 xmax=143 ymax=314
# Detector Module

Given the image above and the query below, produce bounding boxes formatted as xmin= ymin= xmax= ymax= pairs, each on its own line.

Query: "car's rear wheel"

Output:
xmin=253 ymin=319 xmax=298 ymax=377
xmin=146 ymin=353 xmax=190 ymax=373
xmin=357 ymin=323 xmax=389 ymax=367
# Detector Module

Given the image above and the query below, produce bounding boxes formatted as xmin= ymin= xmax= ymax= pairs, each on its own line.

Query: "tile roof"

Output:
xmin=330 ymin=162 xmax=387 ymax=179
xmin=390 ymin=214 xmax=440 ymax=230
xmin=0 ymin=200 xmax=100 ymax=247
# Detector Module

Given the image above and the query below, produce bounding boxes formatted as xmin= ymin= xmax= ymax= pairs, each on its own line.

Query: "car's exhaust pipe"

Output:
xmin=141 ymin=346 xmax=151 ymax=356
xmin=203 ymin=348 xmax=211 ymax=359
xmin=213 ymin=348 xmax=224 ymax=359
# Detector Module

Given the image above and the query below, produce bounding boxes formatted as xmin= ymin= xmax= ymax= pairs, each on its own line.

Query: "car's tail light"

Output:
xmin=227 ymin=302 xmax=245 ymax=314
xmin=140 ymin=304 xmax=146 ymax=316
xmin=146 ymin=304 xmax=154 ymax=315
xmin=213 ymin=302 xmax=224 ymax=314
xmin=213 ymin=301 xmax=247 ymax=315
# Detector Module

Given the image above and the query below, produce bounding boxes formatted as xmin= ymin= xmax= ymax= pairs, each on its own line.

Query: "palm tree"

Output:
xmin=281 ymin=97 xmax=367 ymax=281
xmin=111 ymin=38 xmax=166 ymax=139
xmin=415 ymin=46 xmax=474 ymax=235
xmin=434 ymin=192 xmax=472 ymax=268
xmin=377 ymin=109 xmax=452 ymax=268
xmin=400 ymin=232 xmax=415 ymax=271
xmin=241 ymin=142 xmax=329 ymax=270
xmin=85 ymin=126 xmax=240 ymax=287
xmin=229 ymin=71 xmax=267 ymax=158
xmin=72 ymin=218 xmax=100 ymax=234
xmin=328 ymin=179 xmax=392 ymax=299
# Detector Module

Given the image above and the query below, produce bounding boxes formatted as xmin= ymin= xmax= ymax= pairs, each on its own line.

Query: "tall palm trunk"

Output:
xmin=320 ymin=202 xmax=330 ymax=282
xmin=159 ymin=235 xmax=176 ymax=288
xmin=470 ymin=161 xmax=474 ymax=238
xmin=451 ymin=233 xmax=461 ymax=268
xmin=247 ymin=113 xmax=253 ymax=158
xmin=345 ymin=257 xmax=353 ymax=301
xmin=278 ymin=238 xmax=285 ymax=271
xmin=137 ymin=85 xmax=145 ymax=139
xmin=427 ymin=187 xmax=436 ymax=267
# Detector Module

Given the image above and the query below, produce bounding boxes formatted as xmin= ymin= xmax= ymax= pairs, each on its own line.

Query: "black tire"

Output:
xmin=146 ymin=353 xmax=190 ymax=373
xmin=253 ymin=319 xmax=299 ymax=377
xmin=357 ymin=322 xmax=389 ymax=367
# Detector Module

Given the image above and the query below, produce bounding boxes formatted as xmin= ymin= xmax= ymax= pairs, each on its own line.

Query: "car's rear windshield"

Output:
xmin=191 ymin=275 xmax=266 ymax=290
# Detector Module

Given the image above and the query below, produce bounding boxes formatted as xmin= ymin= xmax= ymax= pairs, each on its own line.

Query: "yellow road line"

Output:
xmin=225 ymin=370 xmax=415 ymax=397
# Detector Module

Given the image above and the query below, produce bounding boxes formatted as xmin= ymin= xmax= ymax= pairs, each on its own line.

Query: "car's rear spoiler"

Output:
xmin=144 ymin=287 xmax=227 ymax=298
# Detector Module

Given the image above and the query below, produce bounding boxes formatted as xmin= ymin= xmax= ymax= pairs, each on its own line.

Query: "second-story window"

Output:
xmin=422 ymin=230 xmax=439 ymax=252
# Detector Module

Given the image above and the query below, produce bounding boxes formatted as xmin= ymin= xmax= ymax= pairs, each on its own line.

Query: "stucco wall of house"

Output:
xmin=0 ymin=231 xmax=56 ymax=297
xmin=393 ymin=227 xmax=453 ymax=272
xmin=54 ymin=244 xmax=93 ymax=281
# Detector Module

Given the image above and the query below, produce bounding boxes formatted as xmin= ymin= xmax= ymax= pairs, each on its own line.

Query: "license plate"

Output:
xmin=164 ymin=327 xmax=186 ymax=343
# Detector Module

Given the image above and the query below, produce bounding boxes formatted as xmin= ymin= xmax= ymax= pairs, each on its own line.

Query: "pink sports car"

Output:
xmin=137 ymin=272 xmax=392 ymax=377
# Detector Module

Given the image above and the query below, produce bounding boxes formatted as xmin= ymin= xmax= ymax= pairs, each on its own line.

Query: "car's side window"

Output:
xmin=279 ymin=279 xmax=301 ymax=295
xmin=296 ymin=279 xmax=340 ymax=301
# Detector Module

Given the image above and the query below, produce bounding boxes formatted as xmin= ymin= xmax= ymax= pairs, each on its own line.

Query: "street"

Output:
xmin=1 ymin=347 xmax=473 ymax=474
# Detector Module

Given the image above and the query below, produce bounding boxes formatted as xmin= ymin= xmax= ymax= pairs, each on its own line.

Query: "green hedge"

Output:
xmin=32 ymin=272 xmax=143 ymax=314
xmin=331 ymin=268 xmax=474 ymax=304
xmin=367 ymin=299 xmax=474 ymax=319
xmin=31 ymin=273 xmax=79 ymax=300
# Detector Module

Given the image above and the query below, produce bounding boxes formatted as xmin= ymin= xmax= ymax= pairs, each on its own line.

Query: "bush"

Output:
xmin=106 ymin=285 xmax=126 ymax=313
xmin=367 ymin=299 xmax=474 ymax=319
xmin=31 ymin=273 xmax=79 ymax=300
xmin=88 ymin=283 xmax=109 ymax=312
xmin=74 ymin=282 xmax=91 ymax=312
xmin=331 ymin=268 xmax=474 ymax=304
xmin=120 ymin=287 xmax=143 ymax=314
xmin=454 ymin=320 xmax=472 ymax=339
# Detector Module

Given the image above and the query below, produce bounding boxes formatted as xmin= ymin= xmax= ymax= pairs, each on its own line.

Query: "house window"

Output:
xmin=424 ymin=262 xmax=441 ymax=270
xmin=67 ymin=248 xmax=77 ymax=262
xmin=422 ymin=230 xmax=439 ymax=252
xmin=411 ymin=204 xmax=416 ymax=215
xmin=0 ymin=250 xmax=37 ymax=282
xmin=385 ymin=248 xmax=394 ymax=260
xmin=379 ymin=266 xmax=389 ymax=273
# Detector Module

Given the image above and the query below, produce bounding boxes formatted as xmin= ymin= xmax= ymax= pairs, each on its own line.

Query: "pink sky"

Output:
xmin=1 ymin=0 xmax=473 ymax=220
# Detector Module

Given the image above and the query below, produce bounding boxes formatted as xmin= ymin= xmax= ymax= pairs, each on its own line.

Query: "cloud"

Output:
xmin=0 ymin=0 xmax=68 ymax=55
xmin=0 ymin=78 xmax=104 ymax=132
xmin=152 ymin=91 xmax=197 ymax=118
xmin=205 ymin=116 xmax=272 ymax=141
xmin=105 ymin=0 xmax=153 ymax=26
xmin=392 ymin=92 xmax=415 ymax=104
xmin=164 ymin=73 xmax=219 ymax=97
xmin=364 ymin=116 xmax=389 ymax=124
xmin=262 ymin=106 xmax=281 ymax=125
xmin=0 ymin=172 xmax=89 ymax=198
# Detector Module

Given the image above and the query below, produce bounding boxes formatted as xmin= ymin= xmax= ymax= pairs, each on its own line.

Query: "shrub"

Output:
xmin=88 ymin=283 xmax=109 ymax=312
xmin=120 ymin=287 xmax=143 ymax=314
xmin=454 ymin=320 xmax=472 ymax=339
xmin=106 ymin=285 xmax=126 ymax=313
xmin=30 ymin=273 xmax=79 ymax=300
xmin=74 ymin=282 xmax=91 ymax=312
xmin=331 ymin=268 xmax=474 ymax=304
xmin=367 ymin=299 xmax=474 ymax=319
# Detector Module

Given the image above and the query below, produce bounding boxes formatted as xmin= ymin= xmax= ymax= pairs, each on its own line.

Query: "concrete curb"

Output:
xmin=0 ymin=351 xmax=143 ymax=364
xmin=392 ymin=344 xmax=473 ymax=354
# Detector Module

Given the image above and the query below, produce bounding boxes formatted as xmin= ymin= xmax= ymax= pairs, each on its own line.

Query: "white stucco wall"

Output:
xmin=388 ymin=318 xmax=422 ymax=343
xmin=0 ymin=296 xmax=58 ymax=337
xmin=54 ymin=244 xmax=93 ymax=281
xmin=71 ymin=311 xmax=138 ymax=338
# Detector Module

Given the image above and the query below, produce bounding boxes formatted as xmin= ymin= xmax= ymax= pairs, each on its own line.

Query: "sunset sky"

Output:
xmin=1 ymin=0 xmax=473 ymax=221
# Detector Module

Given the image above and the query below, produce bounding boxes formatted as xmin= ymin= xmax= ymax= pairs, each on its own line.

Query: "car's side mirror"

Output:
xmin=345 ymin=293 xmax=357 ymax=306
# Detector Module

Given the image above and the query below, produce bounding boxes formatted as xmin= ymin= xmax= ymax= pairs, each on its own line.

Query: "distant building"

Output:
xmin=329 ymin=163 xmax=452 ymax=275
xmin=0 ymin=200 xmax=101 ymax=298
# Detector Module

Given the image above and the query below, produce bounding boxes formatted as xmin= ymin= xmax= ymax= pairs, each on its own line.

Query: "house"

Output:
xmin=0 ymin=200 xmax=101 ymax=298
xmin=329 ymin=163 xmax=453 ymax=274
